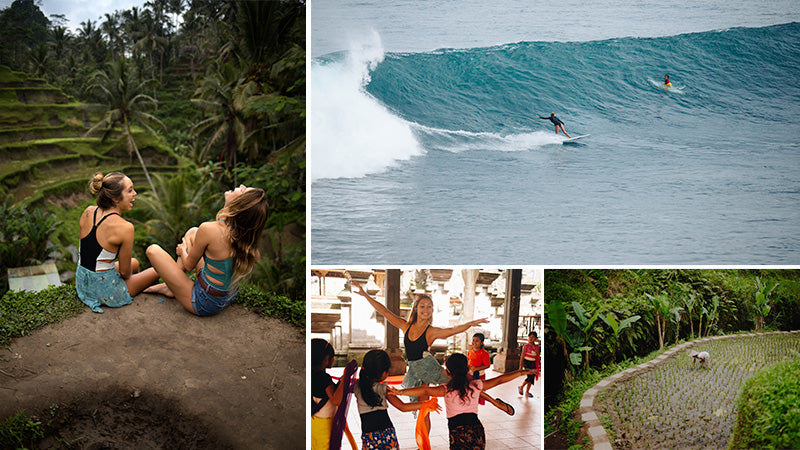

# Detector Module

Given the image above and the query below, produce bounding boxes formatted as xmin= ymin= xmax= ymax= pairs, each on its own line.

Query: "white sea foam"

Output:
xmin=308 ymin=31 xmax=424 ymax=181
xmin=412 ymin=123 xmax=563 ymax=152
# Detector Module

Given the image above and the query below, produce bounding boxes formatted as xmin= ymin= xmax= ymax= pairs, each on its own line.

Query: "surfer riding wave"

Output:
xmin=539 ymin=112 xmax=572 ymax=138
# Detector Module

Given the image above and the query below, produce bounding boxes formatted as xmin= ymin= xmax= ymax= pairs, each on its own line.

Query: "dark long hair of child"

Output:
xmin=446 ymin=353 xmax=472 ymax=401
xmin=311 ymin=338 xmax=334 ymax=370
xmin=359 ymin=349 xmax=391 ymax=407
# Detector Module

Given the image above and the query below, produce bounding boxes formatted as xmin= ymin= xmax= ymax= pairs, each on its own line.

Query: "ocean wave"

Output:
xmin=311 ymin=23 xmax=800 ymax=180
xmin=308 ymin=31 xmax=423 ymax=181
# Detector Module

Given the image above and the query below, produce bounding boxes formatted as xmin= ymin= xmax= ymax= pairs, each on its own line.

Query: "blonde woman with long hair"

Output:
xmin=76 ymin=172 xmax=160 ymax=313
xmin=352 ymin=281 xmax=498 ymax=436
xmin=144 ymin=185 xmax=268 ymax=316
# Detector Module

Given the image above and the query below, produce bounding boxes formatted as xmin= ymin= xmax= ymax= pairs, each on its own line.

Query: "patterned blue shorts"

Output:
xmin=361 ymin=426 xmax=399 ymax=450
xmin=75 ymin=265 xmax=133 ymax=313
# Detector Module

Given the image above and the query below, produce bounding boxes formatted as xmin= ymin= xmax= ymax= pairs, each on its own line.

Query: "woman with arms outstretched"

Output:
xmin=76 ymin=172 xmax=160 ymax=313
xmin=145 ymin=185 xmax=267 ymax=316
xmin=352 ymin=281 xmax=512 ymax=437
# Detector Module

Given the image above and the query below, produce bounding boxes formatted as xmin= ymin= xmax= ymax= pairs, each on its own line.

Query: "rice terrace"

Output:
xmin=544 ymin=269 xmax=800 ymax=450
xmin=597 ymin=332 xmax=800 ymax=449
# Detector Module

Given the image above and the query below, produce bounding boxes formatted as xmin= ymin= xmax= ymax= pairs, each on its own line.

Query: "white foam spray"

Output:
xmin=412 ymin=123 xmax=563 ymax=152
xmin=308 ymin=31 xmax=424 ymax=181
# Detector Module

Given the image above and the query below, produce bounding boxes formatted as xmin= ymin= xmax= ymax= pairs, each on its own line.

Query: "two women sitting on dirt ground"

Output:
xmin=77 ymin=172 xmax=268 ymax=316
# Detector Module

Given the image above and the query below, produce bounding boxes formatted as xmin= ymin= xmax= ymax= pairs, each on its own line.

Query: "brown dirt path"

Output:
xmin=0 ymin=293 xmax=305 ymax=448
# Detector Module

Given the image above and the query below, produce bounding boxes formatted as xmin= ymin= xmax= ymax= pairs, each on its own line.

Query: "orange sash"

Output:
xmin=415 ymin=398 xmax=440 ymax=450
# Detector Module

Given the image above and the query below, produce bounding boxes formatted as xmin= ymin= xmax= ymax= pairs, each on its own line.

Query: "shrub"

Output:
xmin=729 ymin=359 xmax=800 ymax=449
xmin=0 ymin=411 xmax=44 ymax=449
xmin=0 ymin=284 xmax=84 ymax=347
xmin=235 ymin=283 xmax=304 ymax=328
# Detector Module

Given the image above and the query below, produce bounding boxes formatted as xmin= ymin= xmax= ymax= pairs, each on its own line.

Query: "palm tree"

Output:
xmin=191 ymin=61 xmax=251 ymax=174
xmin=102 ymin=12 xmax=123 ymax=60
xmin=136 ymin=170 xmax=219 ymax=253
xmin=122 ymin=6 xmax=145 ymax=52
xmin=132 ymin=12 xmax=168 ymax=91
xmin=85 ymin=58 xmax=164 ymax=195
xmin=50 ymin=26 xmax=70 ymax=62
xmin=167 ymin=0 xmax=185 ymax=36
xmin=28 ymin=44 xmax=51 ymax=81
xmin=77 ymin=19 xmax=105 ymax=65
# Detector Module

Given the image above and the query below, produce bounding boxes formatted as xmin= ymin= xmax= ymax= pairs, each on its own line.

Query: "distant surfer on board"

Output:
xmin=539 ymin=112 xmax=571 ymax=138
xmin=664 ymin=74 xmax=672 ymax=87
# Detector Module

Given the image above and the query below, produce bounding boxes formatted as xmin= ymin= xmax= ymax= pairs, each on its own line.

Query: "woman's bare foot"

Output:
xmin=144 ymin=282 xmax=175 ymax=297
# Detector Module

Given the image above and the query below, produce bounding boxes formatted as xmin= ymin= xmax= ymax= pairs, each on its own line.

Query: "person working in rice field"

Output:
xmin=539 ymin=112 xmax=572 ymax=138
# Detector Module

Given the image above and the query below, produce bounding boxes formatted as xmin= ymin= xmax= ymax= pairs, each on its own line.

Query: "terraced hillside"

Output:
xmin=0 ymin=65 xmax=178 ymax=207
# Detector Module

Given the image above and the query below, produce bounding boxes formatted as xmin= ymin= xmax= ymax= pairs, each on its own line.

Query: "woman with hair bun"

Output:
xmin=76 ymin=172 xmax=160 ymax=313
xmin=144 ymin=185 xmax=268 ymax=316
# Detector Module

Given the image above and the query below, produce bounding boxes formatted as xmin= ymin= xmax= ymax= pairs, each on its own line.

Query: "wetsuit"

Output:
xmin=540 ymin=115 xmax=565 ymax=126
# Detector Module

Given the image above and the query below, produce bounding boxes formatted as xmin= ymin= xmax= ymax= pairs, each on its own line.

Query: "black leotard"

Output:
xmin=78 ymin=209 xmax=119 ymax=271
xmin=404 ymin=324 xmax=430 ymax=361
xmin=540 ymin=115 xmax=565 ymax=126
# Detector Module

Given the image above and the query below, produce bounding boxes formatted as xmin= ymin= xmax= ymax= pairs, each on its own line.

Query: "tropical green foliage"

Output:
xmin=0 ymin=0 xmax=305 ymax=304
xmin=135 ymin=169 xmax=221 ymax=254
xmin=730 ymin=358 xmax=800 ymax=449
xmin=545 ymin=269 xmax=800 ymax=448
xmin=0 ymin=197 xmax=61 ymax=295
xmin=0 ymin=0 xmax=50 ymax=68
xmin=85 ymin=57 xmax=164 ymax=193
xmin=753 ymin=276 xmax=779 ymax=331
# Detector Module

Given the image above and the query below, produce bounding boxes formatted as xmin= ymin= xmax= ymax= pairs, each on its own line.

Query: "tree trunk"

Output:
xmin=125 ymin=120 xmax=157 ymax=196
xmin=656 ymin=313 xmax=664 ymax=349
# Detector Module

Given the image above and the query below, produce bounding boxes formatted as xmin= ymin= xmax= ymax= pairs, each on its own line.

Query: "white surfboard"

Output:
xmin=563 ymin=134 xmax=590 ymax=144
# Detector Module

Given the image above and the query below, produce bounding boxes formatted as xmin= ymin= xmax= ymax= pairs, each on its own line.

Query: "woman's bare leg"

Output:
xmin=125 ymin=267 xmax=160 ymax=296
xmin=146 ymin=244 xmax=196 ymax=314
xmin=115 ymin=258 xmax=160 ymax=296
xmin=418 ymin=384 xmax=432 ymax=435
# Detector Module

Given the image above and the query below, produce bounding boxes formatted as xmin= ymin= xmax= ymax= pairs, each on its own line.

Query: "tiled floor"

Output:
xmin=329 ymin=367 xmax=543 ymax=449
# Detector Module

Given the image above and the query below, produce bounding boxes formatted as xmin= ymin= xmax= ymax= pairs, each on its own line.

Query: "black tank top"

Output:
xmin=79 ymin=208 xmax=119 ymax=271
xmin=404 ymin=324 xmax=430 ymax=361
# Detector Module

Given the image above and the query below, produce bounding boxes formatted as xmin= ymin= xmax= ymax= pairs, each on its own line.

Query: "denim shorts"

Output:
xmin=191 ymin=278 xmax=235 ymax=316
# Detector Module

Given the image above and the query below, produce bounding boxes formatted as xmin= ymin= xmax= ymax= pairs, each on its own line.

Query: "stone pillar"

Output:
xmin=461 ymin=269 xmax=479 ymax=352
xmin=493 ymin=269 xmax=522 ymax=373
xmin=385 ymin=269 xmax=406 ymax=376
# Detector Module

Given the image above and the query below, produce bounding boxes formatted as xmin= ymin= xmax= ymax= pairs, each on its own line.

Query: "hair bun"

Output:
xmin=89 ymin=172 xmax=104 ymax=194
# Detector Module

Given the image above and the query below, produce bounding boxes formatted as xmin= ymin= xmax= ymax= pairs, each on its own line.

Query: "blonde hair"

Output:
xmin=216 ymin=188 xmax=268 ymax=289
xmin=90 ymin=172 xmax=127 ymax=209
xmin=408 ymin=294 xmax=433 ymax=326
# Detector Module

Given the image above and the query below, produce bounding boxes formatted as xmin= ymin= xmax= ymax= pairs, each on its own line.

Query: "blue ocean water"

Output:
xmin=309 ymin=4 xmax=800 ymax=264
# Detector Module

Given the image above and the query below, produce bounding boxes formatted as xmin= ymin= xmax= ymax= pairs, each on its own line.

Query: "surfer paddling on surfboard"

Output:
xmin=539 ymin=112 xmax=572 ymax=138
xmin=664 ymin=74 xmax=672 ymax=87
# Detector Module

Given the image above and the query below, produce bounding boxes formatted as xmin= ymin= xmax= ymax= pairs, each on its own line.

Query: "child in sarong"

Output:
xmin=354 ymin=349 xmax=441 ymax=449
xmin=393 ymin=353 xmax=537 ymax=450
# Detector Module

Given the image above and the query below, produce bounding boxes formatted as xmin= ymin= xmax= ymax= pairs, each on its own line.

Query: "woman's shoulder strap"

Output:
xmin=95 ymin=211 xmax=120 ymax=227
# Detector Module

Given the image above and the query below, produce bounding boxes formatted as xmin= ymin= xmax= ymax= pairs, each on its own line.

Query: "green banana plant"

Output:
xmin=754 ymin=277 xmax=779 ymax=331
xmin=600 ymin=311 xmax=641 ymax=362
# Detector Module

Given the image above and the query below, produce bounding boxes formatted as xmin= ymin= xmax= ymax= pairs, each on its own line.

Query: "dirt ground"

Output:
xmin=0 ymin=293 xmax=305 ymax=449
